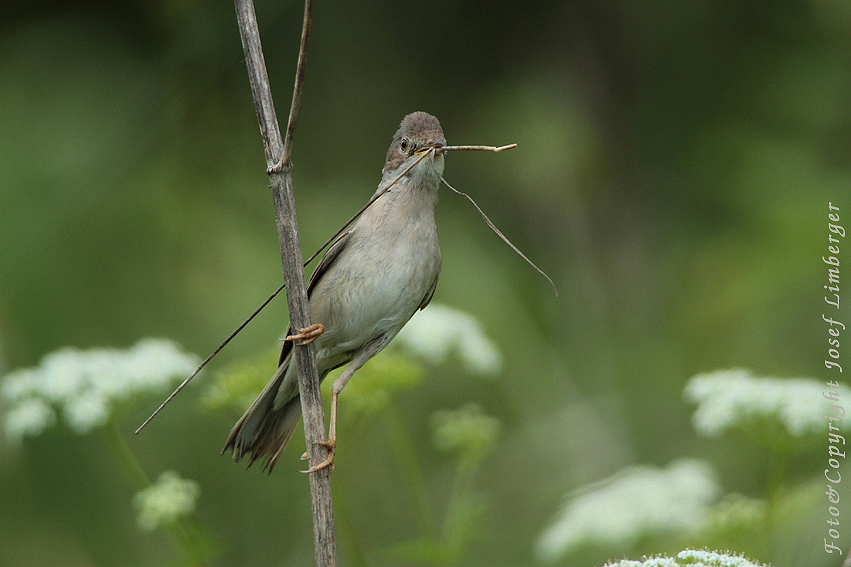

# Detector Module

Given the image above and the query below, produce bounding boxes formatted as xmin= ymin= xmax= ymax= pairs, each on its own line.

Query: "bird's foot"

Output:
xmin=300 ymin=437 xmax=336 ymax=474
xmin=286 ymin=323 xmax=325 ymax=346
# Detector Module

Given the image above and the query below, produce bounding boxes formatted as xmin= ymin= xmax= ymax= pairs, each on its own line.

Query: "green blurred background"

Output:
xmin=1 ymin=0 xmax=849 ymax=565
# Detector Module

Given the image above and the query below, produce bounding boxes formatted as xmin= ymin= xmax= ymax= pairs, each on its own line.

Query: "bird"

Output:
xmin=223 ymin=111 xmax=446 ymax=473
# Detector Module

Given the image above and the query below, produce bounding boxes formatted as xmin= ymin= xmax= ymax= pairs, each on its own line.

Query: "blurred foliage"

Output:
xmin=1 ymin=0 xmax=849 ymax=565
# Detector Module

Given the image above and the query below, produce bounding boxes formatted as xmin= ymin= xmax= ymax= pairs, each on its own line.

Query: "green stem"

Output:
xmin=104 ymin=420 xmax=151 ymax=490
xmin=440 ymin=455 xmax=479 ymax=565
xmin=763 ymin=446 xmax=788 ymax=559
xmin=332 ymin=484 xmax=370 ymax=567
xmin=103 ymin=421 xmax=209 ymax=566
xmin=387 ymin=399 xmax=439 ymax=541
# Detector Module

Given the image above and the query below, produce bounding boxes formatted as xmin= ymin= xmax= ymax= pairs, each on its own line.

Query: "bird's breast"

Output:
xmin=309 ymin=209 xmax=440 ymax=360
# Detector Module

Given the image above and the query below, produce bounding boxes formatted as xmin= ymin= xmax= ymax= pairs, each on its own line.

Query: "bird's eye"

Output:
xmin=400 ymin=137 xmax=410 ymax=153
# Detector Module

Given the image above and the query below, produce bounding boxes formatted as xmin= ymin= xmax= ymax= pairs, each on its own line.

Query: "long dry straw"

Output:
xmin=136 ymin=140 xmax=556 ymax=433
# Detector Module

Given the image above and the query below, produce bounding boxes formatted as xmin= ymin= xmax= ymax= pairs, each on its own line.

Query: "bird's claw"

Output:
xmin=286 ymin=323 xmax=325 ymax=346
xmin=300 ymin=438 xmax=336 ymax=474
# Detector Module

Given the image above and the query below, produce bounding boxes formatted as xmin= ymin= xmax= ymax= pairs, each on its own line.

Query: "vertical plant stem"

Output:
xmin=330 ymin=485 xmax=370 ymax=567
xmin=442 ymin=456 xmax=477 ymax=548
xmin=104 ymin=422 xmax=208 ymax=566
xmin=387 ymin=399 xmax=438 ymax=541
xmin=763 ymin=446 xmax=788 ymax=558
xmin=105 ymin=420 xmax=150 ymax=491
xmin=232 ymin=0 xmax=336 ymax=565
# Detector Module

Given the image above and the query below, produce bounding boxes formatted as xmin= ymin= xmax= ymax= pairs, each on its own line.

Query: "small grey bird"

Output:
xmin=224 ymin=111 xmax=446 ymax=473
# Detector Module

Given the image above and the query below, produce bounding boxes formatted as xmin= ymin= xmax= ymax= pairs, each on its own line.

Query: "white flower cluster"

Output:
xmin=603 ymin=548 xmax=770 ymax=567
xmin=535 ymin=460 xmax=719 ymax=562
xmin=133 ymin=471 xmax=200 ymax=531
xmin=1 ymin=338 xmax=199 ymax=442
xmin=684 ymin=369 xmax=851 ymax=437
xmin=395 ymin=303 xmax=502 ymax=376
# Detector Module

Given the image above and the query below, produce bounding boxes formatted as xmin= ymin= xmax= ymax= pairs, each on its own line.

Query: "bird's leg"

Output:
xmin=302 ymin=366 xmax=357 ymax=473
xmin=286 ymin=323 xmax=325 ymax=345
xmin=302 ymin=335 xmax=389 ymax=473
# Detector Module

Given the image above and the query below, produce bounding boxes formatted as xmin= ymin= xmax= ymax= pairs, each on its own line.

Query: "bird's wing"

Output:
xmin=278 ymin=228 xmax=354 ymax=366
xmin=306 ymin=228 xmax=353 ymax=295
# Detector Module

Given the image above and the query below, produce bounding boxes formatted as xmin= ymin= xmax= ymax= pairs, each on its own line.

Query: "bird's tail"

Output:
xmin=222 ymin=355 xmax=302 ymax=473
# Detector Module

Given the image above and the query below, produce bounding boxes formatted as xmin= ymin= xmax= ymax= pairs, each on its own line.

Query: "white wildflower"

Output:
xmin=3 ymin=398 xmax=56 ymax=443
xmin=1 ymin=338 xmax=199 ymax=442
xmin=395 ymin=303 xmax=501 ymax=376
xmin=64 ymin=390 xmax=111 ymax=434
xmin=535 ymin=460 xmax=719 ymax=562
xmin=684 ymin=369 xmax=851 ymax=437
xmin=133 ymin=471 xmax=200 ymax=531
xmin=603 ymin=549 xmax=770 ymax=567
xmin=604 ymin=558 xmax=678 ymax=567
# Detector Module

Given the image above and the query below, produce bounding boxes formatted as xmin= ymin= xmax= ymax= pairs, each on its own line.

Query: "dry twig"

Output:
xmin=443 ymin=143 xmax=517 ymax=152
xmin=231 ymin=0 xmax=337 ymax=565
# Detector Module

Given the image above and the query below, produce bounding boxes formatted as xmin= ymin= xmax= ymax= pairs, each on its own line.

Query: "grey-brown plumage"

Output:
xmin=223 ymin=112 xmax=446 ymax=472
